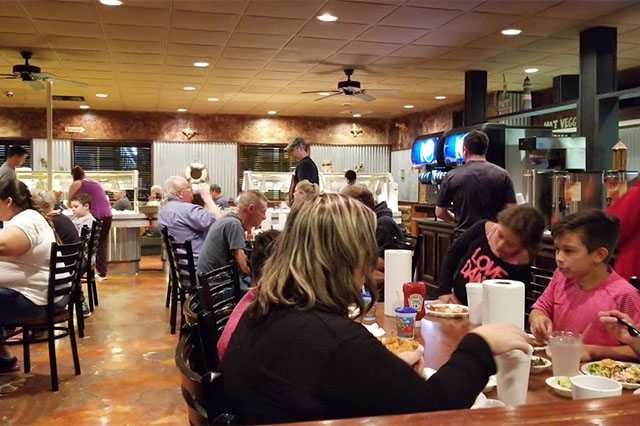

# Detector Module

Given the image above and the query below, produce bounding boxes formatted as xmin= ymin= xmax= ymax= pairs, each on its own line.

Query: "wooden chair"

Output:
xmin=161 ymin=227 xmax=174 ymax=309
xmin=175 ymin=328 xmax=235 ymax=425
xmin=525 ymin=266 xmax=554 ymax=329
xmin=1 ymin=241 xmax=85 ymax=391
xmin=197 ymin=263 xmax=241 ymax=338
xmin=81 ymin=219 xmax=103 ymax=312
xmin=167 ymin=237 xmax=198 ymax=334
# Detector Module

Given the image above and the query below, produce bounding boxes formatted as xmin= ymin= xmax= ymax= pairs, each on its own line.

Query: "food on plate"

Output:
xmin=556 ymin=376 xmax=572 ymax=389
xmin=531 ymin=357 xmax=547 ymax=367
xmin=379 ymin=335 xmax=420 ymax=355
xmin=587 ymin=358 xmax=640 ymax=384
xmin=426 ymin=304 xmax=468 ymax=314
xmin=527 ymin=335 xmax=547 ymax=348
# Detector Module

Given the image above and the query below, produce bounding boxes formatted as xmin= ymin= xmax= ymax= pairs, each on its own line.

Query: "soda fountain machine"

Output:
xmin=412 ymin=132 xmax=444 ymax=205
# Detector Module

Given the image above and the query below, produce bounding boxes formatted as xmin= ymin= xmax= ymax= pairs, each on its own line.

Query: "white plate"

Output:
xmin=482 ymin=375 xmax=497 ymax=393
xmin=633 ymin=388 xmax=640 ymax=395
xmin=546 ymin=376 xmax=572 ymax=398
xmin=530 ymin=356 xmax=552 ymax=374
xmin=424 ymin=303 xmax=469 ymax=318
xmin=527 ymin=333 xmax=549 ymax=352
xmin=363 ymin=323 xmax=385 ymax=337
xmin=580 ymin=361 xmax=640 ymax=390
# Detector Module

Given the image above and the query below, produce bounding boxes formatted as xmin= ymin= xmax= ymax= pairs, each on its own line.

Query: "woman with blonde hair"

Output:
xmin=221 ymin=193 xmax=529 ymax=424
xmin=292 ymin=179 xmax=319 ymax=203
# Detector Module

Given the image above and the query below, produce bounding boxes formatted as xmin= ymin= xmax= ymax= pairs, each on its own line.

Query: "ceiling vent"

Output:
xmin=52 ymin=95 xmax=86 ymax=102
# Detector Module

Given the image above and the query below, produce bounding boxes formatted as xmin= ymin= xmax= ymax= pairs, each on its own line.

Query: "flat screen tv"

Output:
xmin=411 ymin=137 xmax=438 ymax=166
xmin=443 ymin=132 xmax=467 ymax=164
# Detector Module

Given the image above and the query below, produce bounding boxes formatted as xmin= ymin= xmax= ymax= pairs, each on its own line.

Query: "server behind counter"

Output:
xmin=435 ymin=130 xmax=517 ymax=240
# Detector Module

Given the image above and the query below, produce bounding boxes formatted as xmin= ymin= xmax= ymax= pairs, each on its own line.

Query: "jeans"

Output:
xmin=96 ymin=216 xmax=112 ymax=277
xmin=0 ymin=288 xmax=48 ymax=338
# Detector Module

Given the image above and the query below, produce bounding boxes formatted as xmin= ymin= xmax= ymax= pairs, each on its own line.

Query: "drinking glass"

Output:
xmin=549 ymin=331 xmax=582 ymax=376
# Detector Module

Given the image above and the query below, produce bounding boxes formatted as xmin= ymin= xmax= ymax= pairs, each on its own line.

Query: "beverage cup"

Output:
xmin=362 ymin=291 xmax=376 ymax=323
xmin=394 ymin=307 xmax=417 ymax=339
xmin=465 ymin=283 xmax=483 ymax=325
xmin=571 ymin=375 xmax=622 ymax=400
xmin=549 ymin=331 xmax=582 ymax=377
xmin=494 ymin=345 xmax=533 ymax=406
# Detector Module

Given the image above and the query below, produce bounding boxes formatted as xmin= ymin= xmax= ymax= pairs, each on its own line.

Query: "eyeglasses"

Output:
xmin=177 ymin=186 xmax=192 ymax=194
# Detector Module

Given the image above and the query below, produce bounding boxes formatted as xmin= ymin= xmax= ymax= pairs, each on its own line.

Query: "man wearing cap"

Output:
xmin=285 ymin=137 xmax=319 ymax=201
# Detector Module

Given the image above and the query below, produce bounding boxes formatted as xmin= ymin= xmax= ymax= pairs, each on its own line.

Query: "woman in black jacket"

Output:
xmin=221 ymin=193 xmax=529 ymax=425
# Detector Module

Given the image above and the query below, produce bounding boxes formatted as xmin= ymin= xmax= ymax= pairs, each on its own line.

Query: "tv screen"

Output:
xmin=411 ymin=137 xmax=438 ymax=165
xmin=443 ymin=132 xmax=467 ymax=164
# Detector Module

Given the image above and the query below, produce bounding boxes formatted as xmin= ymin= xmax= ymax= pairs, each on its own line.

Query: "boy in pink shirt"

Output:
xmin=530 ymin=210 xmax=640 ymax=361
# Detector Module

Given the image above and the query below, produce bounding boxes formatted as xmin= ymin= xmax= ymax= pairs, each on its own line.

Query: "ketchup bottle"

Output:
xmin=403 ymin=282 xmax=426 ymax=321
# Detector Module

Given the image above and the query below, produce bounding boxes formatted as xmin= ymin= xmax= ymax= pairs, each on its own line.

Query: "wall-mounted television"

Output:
xmin=443 ymin=132 xmax=467 ymax=164
xmin=411 ymin=137 xmax=438 ymax=166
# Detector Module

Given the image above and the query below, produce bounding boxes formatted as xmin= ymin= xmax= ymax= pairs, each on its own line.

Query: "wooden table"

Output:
xmin=288 ymin=303 xmax=640 ymax=425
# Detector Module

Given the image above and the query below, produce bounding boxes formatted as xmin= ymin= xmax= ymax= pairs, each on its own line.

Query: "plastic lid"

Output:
xmin=394 ymin=306 xmax=417 ymax=314
xmin=362 ymin=291 xmax=371 ymax=297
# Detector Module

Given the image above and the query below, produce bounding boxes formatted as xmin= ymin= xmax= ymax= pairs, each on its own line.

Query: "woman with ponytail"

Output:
xmin=0 ymin=178 xmax=57 ymax=373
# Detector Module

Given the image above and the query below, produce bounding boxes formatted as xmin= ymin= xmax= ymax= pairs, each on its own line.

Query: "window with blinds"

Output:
xmin=0 ymin=140 xmax=32 ymax=168
xmin=73 ymin=141 xmax=151 ymax=199
xmin=238 ymin=145 xmax=296 ymax=200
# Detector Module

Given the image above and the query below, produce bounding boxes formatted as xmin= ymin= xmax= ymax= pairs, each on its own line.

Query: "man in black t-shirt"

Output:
xmin=436 ymin=130 xmax=516 ymax=239
xmin=285 ymin=137 xmax=319 ymax=201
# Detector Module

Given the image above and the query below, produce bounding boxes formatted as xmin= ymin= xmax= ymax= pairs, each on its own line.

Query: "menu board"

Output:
xmin=411 ymin=137 xmax=438 ymax=166
xmin=443 ymin=132 xmax=467 ymax=164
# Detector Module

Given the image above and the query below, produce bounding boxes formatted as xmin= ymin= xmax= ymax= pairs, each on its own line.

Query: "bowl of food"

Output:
xmin=424 ymin=303 xmax=469 ymax=318
xmin=581 ymin=358 xmax=640 ymax=389
xmin=546 ymin=376 xmax=572 ymax=398
xmin=530 ymin=356 xmax=552 ymax=374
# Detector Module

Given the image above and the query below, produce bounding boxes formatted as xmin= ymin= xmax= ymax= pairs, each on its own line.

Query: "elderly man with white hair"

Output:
xmin=157 ymin=176 xmax=221 ymax=261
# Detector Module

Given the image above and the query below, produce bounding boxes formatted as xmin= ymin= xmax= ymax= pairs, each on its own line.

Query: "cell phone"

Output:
xmin=617 ymin=317 xmax=640 ymax=337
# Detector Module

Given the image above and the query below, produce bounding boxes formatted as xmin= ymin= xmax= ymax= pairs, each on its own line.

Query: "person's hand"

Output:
xmin=581 ymin=344 xmax=596 ymax=362
xmin=599 ymin=310 xmax=636 ymax=345
xmin=530 ymin=314 xmax=553 ymax=342
xmin=396 ymin=346 xmax=425 ymax=374
xmin=471 ymin=323 xmax=530 ymax=355
xmin=198 ymin=183 xmax=212 ymax=199
xmin=437 ymin=292 xmax=461 ymax=304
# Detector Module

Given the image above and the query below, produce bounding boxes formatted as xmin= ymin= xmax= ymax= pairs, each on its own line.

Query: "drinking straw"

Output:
xmin=581 ymin=322 xmax=593 ymax=340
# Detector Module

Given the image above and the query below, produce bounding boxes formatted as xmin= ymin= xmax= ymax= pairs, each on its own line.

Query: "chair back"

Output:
xmin=525 ymin=266 xmax=554 ymax=327
xmin=47 ymin=241 xmax=85 ymax=314
xmin=169 ymin=239 xmax=198 ymax=292
xmin=85 ymin=219 xmax=103 ymax=270
xmin=392 ymin=234 xmax=422 ymax=280
xmin=630 ymin=276 xmax=640 ymax=291
xmin=197 ymin=263 xmax=241 ymax=337
xmin=176 ymin=328 xmax=234 ymax=425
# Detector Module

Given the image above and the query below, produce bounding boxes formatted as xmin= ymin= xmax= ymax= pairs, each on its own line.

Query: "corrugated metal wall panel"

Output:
xmin=310 ymin=144 xmax=390 ymax=173
xmin=620 ymin=126 xmax=640 ymax=170
xmin=31 ymin=139 xmax=72 ymax=171
xmin=391 ymin=149 xmax=418 ymax=202
xmin=153 ymin=141 xmax=238 ymax=197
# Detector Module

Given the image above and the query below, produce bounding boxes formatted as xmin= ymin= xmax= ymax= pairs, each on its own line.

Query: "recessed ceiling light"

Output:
xmin=96 ymin=93 xmax=107 ymax=98
xmin=501 ymin=28 xmax=522 ymax=36
xmin=317 ymin=13 xmax=338 ymax=22
xmin=318 ymin=92 xmax=332 ymax=96
xmin=525 ymin=68 xmax=539 ymax=73
xmin=193 ymin=62 xmax=209 ymax=68
xmin=267 ymin=110 xmax=278 ymax=115
xmin=99 ymin=0 xmax=122 ymax=5
xmin=352 ymin=113 xmax=362 ymax=118
xmin=177 ymin=108 xmax=187 ymax=112
xmin=79 ymin=105 xmax=90 ymax=109
xmin=207 ymin=97 xmax=219 ymax=102
xmin=435 ymin=96 xmax=447 ymax=100
xmin=404 ymin=105 xmax=414 ymax=109
xmin=183 ymin=86 xmax=196 ymax=91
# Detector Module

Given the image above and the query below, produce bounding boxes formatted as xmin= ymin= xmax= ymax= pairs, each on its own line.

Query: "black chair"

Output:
xmin=525 ymin=266 xmax=554 ymax=329
xmin=167 ymin=238 xmax=198 ymax=334
xmin=81 ymin=219 xmax=103 ymax=312
xmin=1 ymin=241 xmax=85 ymax=391
xmin=630 ymin=276 xmax=640 ymax=291
xmin=392 ymin=233 xmax=423 ymax=281
xmin=197 ymin=263 xmax=241 ymax=338
xmin=161 ymin=227 xmax=174 ymax=309
xmin=175 ymin=328 xmax=234 ymax=425
xmin=183 ymin=293 xmax=220 ymax=374
xmin=75 ymin=225 xmax=92 ymax=338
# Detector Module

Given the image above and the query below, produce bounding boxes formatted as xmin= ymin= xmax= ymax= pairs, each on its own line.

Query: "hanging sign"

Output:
xmin=64 ymin=126 xmax=86 ymax=133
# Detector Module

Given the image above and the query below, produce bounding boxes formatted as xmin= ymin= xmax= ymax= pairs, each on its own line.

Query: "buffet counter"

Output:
xmin=107 ymin=211 xmax=148 ymax=275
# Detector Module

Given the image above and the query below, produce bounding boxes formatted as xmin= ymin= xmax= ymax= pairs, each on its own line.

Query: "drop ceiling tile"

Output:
xmin=248 ymin=79 xmax=289 ymax=88
xmin=222 ymin=47 xmax=277 ymax=60
xmin=103 ymin=24 xmax=167 ymax=42
xmin=264 ymin=61 xmax=315 ymax=72
xmin=165 ymin=55 xmax=212 ymax=66
xmin=22 ymin=1 xmax=98 ymax=22
xmin=619 ymin=46 xmax=640 ymax=59
xmin=61 ymin=60 xmax=111 ymax=71
xmin=619 ymin=28 xmax=640 ymax=43
xmin=72 ymin=70 xmax=114 ymax=79
xmin=502 ymin=64 xmax=562 ymax=74
xmin=0 ymin=1 xmax=26 ymax=17
xmin=163 ymin=65 xmax=210 ymax=76
xmin=111 ymin=52 xmax=164 ymax=64
xmin=271 ymin=50 xmax=329 ymax=63
xmin=322 ymin=1 xmax=397 ymax=24
xmin=235 ymin=16 xmax=305 ymax=36
xmin=412 ymin=30 xmax=482 ymax=47
xmin=48 ymin=36 xmax=107 ymax=51
xmin=114 ymin=63 xmax=163 ymax=73
xmin=390 ymin=44 xmax=451 ymax=58
xmin=0 ymin=17 xmax=38 ymax=34
xmin=206 ymin=76 xmax=252 ymax=86
xmin=519 ymin=37 xmax=577 ymax=53
xmin=357 ymin=26 xmax=428 ymax=44
xmin=373 ymin=56 xmax=429 ymax=67
xmin=442 ymin=47 xmax=503 ymax=61
xmin=171 ymin=10 xmax=239 ymax=32
xmin=173 ymin=1 xmax=249 ymax=14
xmin=162 ymin=74 xmax=206 ymax=83
xmin=245 ymin=0 xmax=323 ymax=19
xmin=396 ymin=68 xmax=443 ymax=78
xmin=324 ymin=53 xmax=380 ymax=66
xmin=418 ymin=59 xmax=473 ymax=70
xmin=439 ymin=12 xmax=522 ymax=33
xmin=108 ymin=40 xmax=165 ymax=54
xmin=486 ymin=50 xmax=551 ymax=64
xmin=296 ymin=73 xmax=341 ymax=82
xmin=216 ymin=58 xmax=265 ymax=70
xmin=508 ymin=17 xmax=584 ymax=37
xmin=229 ymin=33 xmax=288 ymax=49
xmin=466 ymin=34 xmax=540 ymax=50
xmin=98 ymin=5 xmax=170 ymax=27
xmin=539 ymin=1 xmax=634 ymax=20
xmin=467 ymin=61 xmax=519 ymax=73
xmin=167 ymin=43 xmax=223 ymax=58
xmin=168 ymin=29 xmax=229 ymax=46
xmin=254 ymin=70 xmax=301 ymax=80
xmin=56 ymin=49 xmax=111 ymax=61
xmin=339 ymin=41 xmax=402 ymax=56
xmin=534 ymin=54 xmax=578 ymax=66
xmin=209 ymin=68 xmax=257 ymax=78
xmin=299 ymin=21 xmax=368 ymax=40
xmin=118 ymin=79 xmax=160 ymax=88
xmin=0 ymin=33 xmax=47 ymax=47
xmin=380 ymin=6 xmax=462 ymax=29
xmin=284 ymin=37 xmax=345 ymax=52
xmin=474 ymin=1 xmax=559 ymax=15
xmin=599 ymin=4 xmax=640 ymax=25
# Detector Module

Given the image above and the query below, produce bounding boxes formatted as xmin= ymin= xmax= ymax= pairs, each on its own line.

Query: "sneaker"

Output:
xmin=82 ymin=300 xmax=92 ymax=318
xmin=96 ymin=274 xmax=107 ymax=281
xmin=0 ymin=356 xmax=19 ymax=375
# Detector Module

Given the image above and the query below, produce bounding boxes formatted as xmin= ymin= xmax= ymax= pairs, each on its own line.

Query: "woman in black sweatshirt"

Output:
xmin=221 ymin=193 xmax=530 ymax=425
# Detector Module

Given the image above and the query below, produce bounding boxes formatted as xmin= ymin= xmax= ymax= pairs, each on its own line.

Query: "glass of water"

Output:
xmin=549 ymin=331 xmax=582 ymax=376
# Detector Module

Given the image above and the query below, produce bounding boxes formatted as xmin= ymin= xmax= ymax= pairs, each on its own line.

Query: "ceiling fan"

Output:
xmin=0 ymin=51 xmax=87 ymax=90
xmin=301 ymin=68 xmax=399 ymax=102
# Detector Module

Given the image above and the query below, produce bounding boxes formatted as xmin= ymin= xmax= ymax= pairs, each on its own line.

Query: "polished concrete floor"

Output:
xmin=0 ymin=257 xmax=186 ymax=425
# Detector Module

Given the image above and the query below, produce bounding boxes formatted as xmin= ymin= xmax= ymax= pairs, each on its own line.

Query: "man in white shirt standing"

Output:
xmin=0 ymin=146 xmax=28 ymax=182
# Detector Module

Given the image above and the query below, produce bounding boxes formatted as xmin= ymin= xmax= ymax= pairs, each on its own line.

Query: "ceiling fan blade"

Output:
xmin=27 ymin=80 xmax=45 ymax=90
xmin=32 ymin=72 xmax=87 ymax=88
xmin=314 ymin=92 xmax=342 ymax=101
xmin=354 ymin=92 xmax=375 ymax=102
xmin=300 ymin=90 xmax=339 ymax=94
xmin=363 ymin=88 xmax=400 ymax=94
xmin=0 ymin=73 xmax=18 ymax=77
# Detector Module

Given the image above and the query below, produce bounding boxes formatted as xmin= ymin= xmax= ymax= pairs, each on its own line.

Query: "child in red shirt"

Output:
xmin=530 ymin=210 xmax=640 ymax=361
